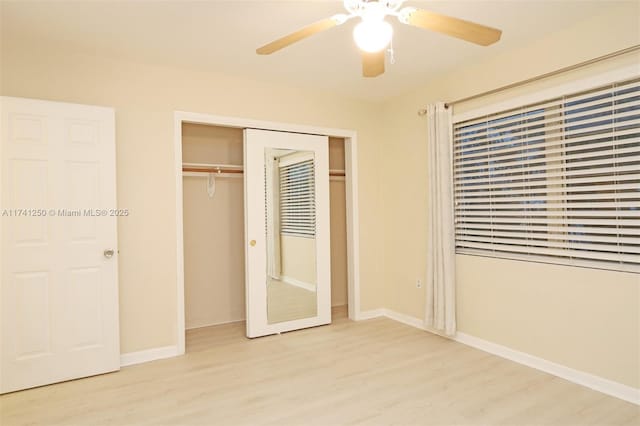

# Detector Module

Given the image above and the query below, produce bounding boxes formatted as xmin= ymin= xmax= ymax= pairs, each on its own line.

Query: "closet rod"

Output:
xmin=182 ymin=162 xmax=244 ymax=175
xmin=182 ymin=167 xmax=243 ymax=174
xmin=182 ymin=165 xmax=346 ymax=177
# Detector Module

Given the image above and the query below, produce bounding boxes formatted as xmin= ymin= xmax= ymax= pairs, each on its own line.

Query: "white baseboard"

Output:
xmin=186 ymin=318 xmax=245 ymax=330
xmin=356 ymin=308 xmax=384 ymax=321
xmin=358 ymin=308 xmax=639 ymax=406
xmin=120 ymin=345 xmax=180 ymax=367
xmin=381 ymin=308 xmax=426 ymax=330
xmin=279 ymin=276 xmax=316 ymax=292
xmin=454 ymin=332 xmax=640 ymax=405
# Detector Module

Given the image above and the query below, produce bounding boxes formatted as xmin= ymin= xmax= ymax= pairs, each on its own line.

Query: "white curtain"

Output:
xmin=425 ymin=102 xmax=456 ymax=336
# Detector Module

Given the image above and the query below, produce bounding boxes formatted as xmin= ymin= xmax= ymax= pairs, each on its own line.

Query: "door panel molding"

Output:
xmin=0 ymin=97 xmax=119 ymax=394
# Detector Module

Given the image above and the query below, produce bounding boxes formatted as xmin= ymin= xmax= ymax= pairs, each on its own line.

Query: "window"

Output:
xmin=453 ymin=77 xmax=640 ymax=273
xmin=279 ymin=155 xmax=316 ymax=238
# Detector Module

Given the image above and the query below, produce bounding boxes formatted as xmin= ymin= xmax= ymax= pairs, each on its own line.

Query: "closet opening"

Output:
xmin=328 ymin=137 xmax=349 ymax=318
xmin=175 ymin=113 xmax=360 ymax=354
xmin=182 ymin=124 xmax=245 ymax=336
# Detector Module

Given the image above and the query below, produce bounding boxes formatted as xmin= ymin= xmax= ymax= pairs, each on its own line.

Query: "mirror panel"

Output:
xmin=265 ymin=148 xmax=318 ymax=324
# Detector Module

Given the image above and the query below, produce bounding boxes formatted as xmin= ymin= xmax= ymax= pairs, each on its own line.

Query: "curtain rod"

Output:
xmin=417 ymin=44 xmax=640 ymax=116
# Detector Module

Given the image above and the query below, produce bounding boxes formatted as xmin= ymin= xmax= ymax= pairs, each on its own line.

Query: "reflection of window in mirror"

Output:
xmin=279 ymin=151 xmax=316 ymax=239
xmin=264 ymin=149 xmax=318 ymax=324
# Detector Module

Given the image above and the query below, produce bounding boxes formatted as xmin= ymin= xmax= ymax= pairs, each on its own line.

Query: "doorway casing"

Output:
xmin=174 ymin=111 xmax=362 ymax=355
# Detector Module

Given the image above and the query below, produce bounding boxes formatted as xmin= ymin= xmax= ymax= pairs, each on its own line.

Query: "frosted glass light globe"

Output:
xmin=353 ymin=20 xmax=393 ymax=53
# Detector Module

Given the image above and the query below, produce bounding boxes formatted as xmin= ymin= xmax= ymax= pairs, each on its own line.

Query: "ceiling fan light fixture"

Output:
xmin=353 ymin=19 xmax=393 ymax=53
xmin=257 ymin=0 xmax=502 ymax=78
xmin=397 ymin=7 xmax=416 ymax=24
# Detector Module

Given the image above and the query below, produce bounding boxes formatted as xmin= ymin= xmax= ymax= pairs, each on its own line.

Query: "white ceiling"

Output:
xmin=0 ymin=0 xmax=630 ymax=100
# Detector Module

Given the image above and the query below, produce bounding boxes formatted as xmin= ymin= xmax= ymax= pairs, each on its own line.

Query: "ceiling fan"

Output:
xmin=256 ymin=0 xmax=502 ymax=78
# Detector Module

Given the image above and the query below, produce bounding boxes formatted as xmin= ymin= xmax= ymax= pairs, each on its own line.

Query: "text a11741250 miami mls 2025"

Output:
xmin=1 ymin=208 xmax=129 ymax=217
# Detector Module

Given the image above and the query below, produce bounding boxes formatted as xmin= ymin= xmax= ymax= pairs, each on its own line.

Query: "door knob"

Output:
xmin=249 ymin=240 xmax=256 ymax=247
xmin=104 ymin=249 xmax=115 ymax=259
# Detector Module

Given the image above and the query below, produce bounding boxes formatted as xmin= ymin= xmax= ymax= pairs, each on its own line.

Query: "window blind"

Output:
xmin=279 ymin=158 xmax=316 ymax=238
xmin=453 ymin=77 xmax=640 ymax=273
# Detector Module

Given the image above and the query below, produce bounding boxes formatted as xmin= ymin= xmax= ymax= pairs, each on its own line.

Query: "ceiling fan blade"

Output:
xmin=256 ymin=18 xmax=339 ymax=55
xmin=362 ymin=51 xmax=385 ymax=78
xmin=405 ymin=9 xmax=502 ymax=46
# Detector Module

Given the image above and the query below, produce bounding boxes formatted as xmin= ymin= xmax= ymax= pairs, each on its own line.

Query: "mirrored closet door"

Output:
xmin=243 ymin=129 xmax=331 ymax=338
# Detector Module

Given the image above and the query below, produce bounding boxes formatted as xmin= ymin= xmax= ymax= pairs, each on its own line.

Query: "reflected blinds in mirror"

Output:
xmin=279 ymin=158 xmax=316 ymax=237
xmin=453 ymin=77 xmax=640 ymax=273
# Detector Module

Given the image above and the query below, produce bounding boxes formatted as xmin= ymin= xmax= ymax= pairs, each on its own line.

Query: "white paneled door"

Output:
xmin=0 ymin=97 xmax=120 ymax=393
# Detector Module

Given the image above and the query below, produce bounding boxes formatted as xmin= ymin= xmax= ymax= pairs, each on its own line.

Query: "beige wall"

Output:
xmin=329 ymin=138 xmax=349 ymax=307
xmin=456 ymin=256 xmax=639 ymax=388
xmin=381 ymin=3 xmax=640 ymax=388
xmin=183 ymin=176 xmax=245 ymax=329
xmin=182 ymin=124 xmax=245 ymax=329
xmin=182 ymin=123 xmax=244 ymax=165
xmin=0 ymin=38 xmax=386 ymax=354
xmin=330 ymin=180 xmax=348 ymax=307
xmin=329 ymin=137 xmax=346 ymax=170
xmin=280 ymin=235 xmax=317 ymax=286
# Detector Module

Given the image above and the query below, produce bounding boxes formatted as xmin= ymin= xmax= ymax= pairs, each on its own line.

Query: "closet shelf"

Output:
xmin=182 ymin=162 xmax=346 ymax=177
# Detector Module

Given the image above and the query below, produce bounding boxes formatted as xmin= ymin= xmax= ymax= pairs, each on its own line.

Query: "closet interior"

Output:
xmin=181 ymin=123 xmax=348 ymax=347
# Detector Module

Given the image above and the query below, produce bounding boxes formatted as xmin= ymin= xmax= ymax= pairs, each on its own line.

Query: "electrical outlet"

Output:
xmin=416 ymin=279 xmax=422 ymax=289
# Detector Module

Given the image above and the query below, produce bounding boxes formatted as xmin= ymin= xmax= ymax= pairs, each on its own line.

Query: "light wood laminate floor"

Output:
xmin=1 ymin=307 xmax=638 ymax=425
xmin=268 ymin=278 xmax=317 ymax=324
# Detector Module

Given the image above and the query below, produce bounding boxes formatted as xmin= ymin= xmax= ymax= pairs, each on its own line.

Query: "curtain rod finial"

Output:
xmin=418 ymin=103 xmax=451 ymax=116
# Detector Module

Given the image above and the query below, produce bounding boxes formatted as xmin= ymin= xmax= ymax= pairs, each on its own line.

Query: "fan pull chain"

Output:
xmin=388 ymin=38 xmax=396 ymax=65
